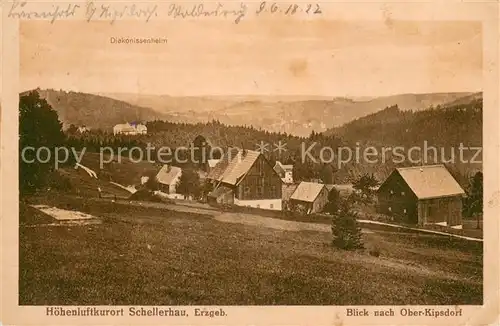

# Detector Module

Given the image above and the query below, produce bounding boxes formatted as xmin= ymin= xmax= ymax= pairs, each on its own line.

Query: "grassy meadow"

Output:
xmin=19 ymin=195 xmax=482 ymax=305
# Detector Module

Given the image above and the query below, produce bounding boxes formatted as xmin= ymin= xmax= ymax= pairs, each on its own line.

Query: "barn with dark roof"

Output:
xmin=377 ymin=165 xmax=465 ymax=227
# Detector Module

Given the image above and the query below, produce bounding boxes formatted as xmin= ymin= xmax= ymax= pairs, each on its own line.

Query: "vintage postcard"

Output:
xmin=1 ymin=0 xmax=499 ymax=325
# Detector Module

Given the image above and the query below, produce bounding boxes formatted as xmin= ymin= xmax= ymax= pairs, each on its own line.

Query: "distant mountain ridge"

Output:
xmin=23 ymin=88 xmax=477 ymax=136
xmin=325 ymin=92 xmax=483 ymax=143
xmin=100 ymin=92 xmax=475 ymax=136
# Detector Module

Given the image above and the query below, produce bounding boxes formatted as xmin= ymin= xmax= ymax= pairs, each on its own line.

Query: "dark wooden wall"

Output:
xmin=312 ymin=186 xmax=329 ymax=213
xmin=377 ymin=171 xmax=419 ymax=224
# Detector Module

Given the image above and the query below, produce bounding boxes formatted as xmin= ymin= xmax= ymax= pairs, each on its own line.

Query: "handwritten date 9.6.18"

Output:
xmin=255 ymin=2 xmax=323 ymax=16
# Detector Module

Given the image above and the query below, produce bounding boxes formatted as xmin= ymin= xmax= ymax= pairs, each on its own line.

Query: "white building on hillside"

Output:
xmin=77 ymin=126 xmax=90 ymax=133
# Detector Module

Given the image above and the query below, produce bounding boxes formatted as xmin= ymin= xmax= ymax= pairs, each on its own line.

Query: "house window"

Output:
xmin=257 ymin=187 xmax=264 ymax=196
xmin=244 ymin=186 xmax=250 ymax=195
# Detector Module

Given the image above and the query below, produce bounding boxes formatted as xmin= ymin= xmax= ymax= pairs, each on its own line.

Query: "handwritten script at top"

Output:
xmin=8 ymin=1 xmax=324 ymax=24
xmin=8 ymin=1 xmax=158 ymax=24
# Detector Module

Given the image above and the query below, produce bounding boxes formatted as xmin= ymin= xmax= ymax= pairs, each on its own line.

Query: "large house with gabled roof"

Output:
xmin=206 ymin=149 xmax=283 ymax=210
xmin=377 ymin=164 xmax=466 ymax=227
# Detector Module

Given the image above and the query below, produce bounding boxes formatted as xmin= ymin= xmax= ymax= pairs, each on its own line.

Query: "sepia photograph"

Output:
xmin=2 ymin=1 xmax=498 ymax=324
xmin=17 ymin=16 xmax=485 ymax=307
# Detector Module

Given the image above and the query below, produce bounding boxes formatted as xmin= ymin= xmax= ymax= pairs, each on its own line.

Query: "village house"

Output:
xmin=113 ymin=122 xmax=147 ymax=135
xmin=273 ymin=161 xmax=294 ymax=184
xmin=155 ymin=164 xmax=183 ymax=199
xmin=376 ymin=165 xmax=465 ymax=227
xmin=289 ymin=181 xmax=329 ymax=214
xmin=206 ymin=149 xmax=283 ymax=210
xmin=191 ymin=135 xmax=215 ymax=169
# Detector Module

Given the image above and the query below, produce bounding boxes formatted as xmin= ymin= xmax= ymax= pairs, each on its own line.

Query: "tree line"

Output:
xmin=19 ymin=91 xmax=484 ymax=250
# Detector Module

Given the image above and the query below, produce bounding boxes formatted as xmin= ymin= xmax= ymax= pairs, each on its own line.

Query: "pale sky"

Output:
xmin=20 ymin=19 xmax=482 ymax=97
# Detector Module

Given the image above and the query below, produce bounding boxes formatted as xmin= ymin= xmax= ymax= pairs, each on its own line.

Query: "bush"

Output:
xmin=331 ymin=202 xmax=364 ymax=250
xmin=47 ymin=171 xmax=72 ymax=191
xmin=176 ymin=168 xmax=201 ymax=200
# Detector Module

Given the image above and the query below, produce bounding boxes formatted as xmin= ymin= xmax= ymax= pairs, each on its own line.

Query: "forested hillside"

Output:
xmin=25 ymin=88 xmax=473 ymax=136
xmin=66 ymin=95 xmax=482 ymax=187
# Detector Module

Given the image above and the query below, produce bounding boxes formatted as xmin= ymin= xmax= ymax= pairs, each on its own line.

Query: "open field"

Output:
xmin=19 ymin=195 xmax=482 ymax=305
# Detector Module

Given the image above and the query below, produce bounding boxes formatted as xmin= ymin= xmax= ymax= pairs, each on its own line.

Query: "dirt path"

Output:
xmin=214 ymin=212 xmax=374 ymax=233
xmin=29 ymin=205 xmax=102 ymax=226
xmin=45 ymin=197 xmax=481 ymax=241
xmin=115 ymin=199 xmax=219 ymax=216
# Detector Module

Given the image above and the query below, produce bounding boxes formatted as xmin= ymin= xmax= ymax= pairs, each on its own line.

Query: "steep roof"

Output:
xmin=156 ymin=165 xmax=182 ymax=186
xmin=325 ymin=184 xmax=355 ymax=196
xmin=207 ymin=149 xmax=261 ymax=185
xmin=192 ymin=134 xmax=214 ymax=148
xmin=274 ymin=161 xmax=293 ymax=172
xmin=392 ymin=165 xmax=465 ymax=200
xmin=290 ymin=182 xmax=326 ymax=203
